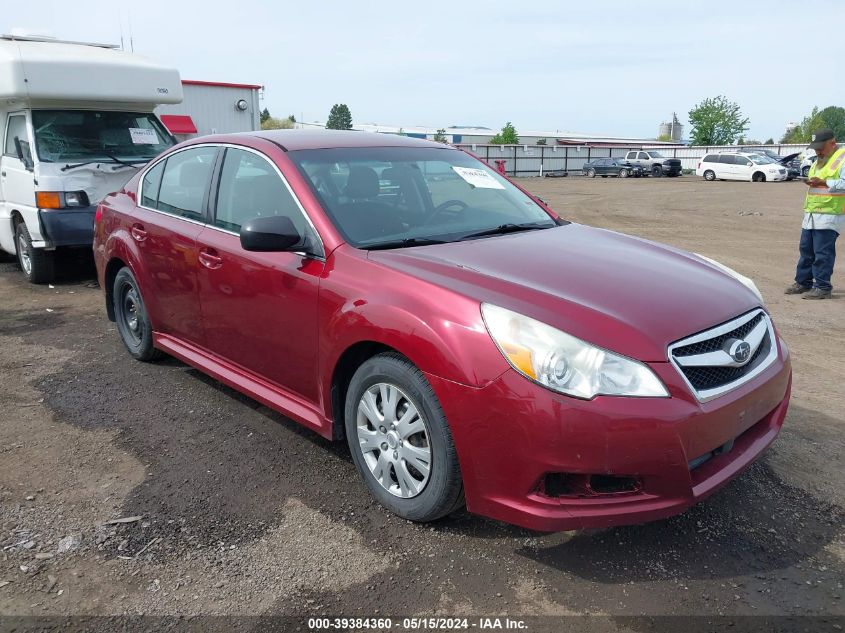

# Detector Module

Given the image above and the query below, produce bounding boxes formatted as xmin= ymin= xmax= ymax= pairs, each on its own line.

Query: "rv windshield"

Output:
xmin=32 ymin=110 xmax=176 ymax=163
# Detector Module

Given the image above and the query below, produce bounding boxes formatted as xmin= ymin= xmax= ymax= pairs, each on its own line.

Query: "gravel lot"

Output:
xmin=0 ymin=176 xmax=842 ymax=632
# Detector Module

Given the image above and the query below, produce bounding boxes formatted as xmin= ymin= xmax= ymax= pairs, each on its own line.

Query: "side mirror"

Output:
xmin=240 ymin=215 xmax=303 ymax=252
xmin=14 ymin=137 xmax=34 ymax=172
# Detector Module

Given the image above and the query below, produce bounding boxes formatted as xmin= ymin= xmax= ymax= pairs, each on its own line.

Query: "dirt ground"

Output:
xmin=0 ymin=177 xmax=842 ymax=632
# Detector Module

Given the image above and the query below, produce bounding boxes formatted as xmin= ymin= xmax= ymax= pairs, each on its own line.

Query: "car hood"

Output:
xmin=368 ymin=224 xmax=761 ymax=362
xmin=778 ymin=152 xmax=800 ymax=164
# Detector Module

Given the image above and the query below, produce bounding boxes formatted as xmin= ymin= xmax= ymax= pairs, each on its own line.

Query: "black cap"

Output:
xmin=809 ymin=128 xmax=835 ymax=150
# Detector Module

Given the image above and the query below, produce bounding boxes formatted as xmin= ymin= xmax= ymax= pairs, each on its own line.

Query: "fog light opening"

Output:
xmin=542 ymin=473 xmax=642 ymax=498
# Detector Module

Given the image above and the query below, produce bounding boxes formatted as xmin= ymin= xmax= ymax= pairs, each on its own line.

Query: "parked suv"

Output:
xmin=94 ymin=130 xmax=791 ymax=532
xmin=624 ymin=150 xmax=683 ymax=177
xmin=697 ymin=152 xmax=788 ymax=182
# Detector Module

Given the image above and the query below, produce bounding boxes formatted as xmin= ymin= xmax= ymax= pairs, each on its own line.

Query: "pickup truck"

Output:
xmin=624 ymin=150 xmax=683 ymax=177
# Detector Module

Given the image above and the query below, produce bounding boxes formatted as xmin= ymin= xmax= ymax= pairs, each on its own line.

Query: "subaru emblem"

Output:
xmin=729 ymin=339 xmax=752 ymax=364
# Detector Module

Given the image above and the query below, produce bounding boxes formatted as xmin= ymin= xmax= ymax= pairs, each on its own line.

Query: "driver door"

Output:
xmin=1 ymin=113 xmax=37 ymax=246
xmin=196 ymin=146 xmax=324 ymax=404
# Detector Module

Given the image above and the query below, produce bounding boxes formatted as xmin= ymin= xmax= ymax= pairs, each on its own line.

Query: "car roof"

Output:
xmin=244 ymin=129 xmax=450 ymax=151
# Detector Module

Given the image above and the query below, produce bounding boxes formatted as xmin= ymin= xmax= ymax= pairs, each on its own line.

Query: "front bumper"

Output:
xmin=661 ymin=164 xmax=683 ymax=176
xmin=428 ymin=336 xmax=791 ymax=532
xmin=38 ymin=205 xmax=96 ymax=248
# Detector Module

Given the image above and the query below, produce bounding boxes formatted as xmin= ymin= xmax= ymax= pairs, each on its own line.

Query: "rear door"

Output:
xmin=132 ymin=145 xmax=219 ymax=345
xmin=717 ymin=154 xmax=737 ymax=179
xmin=195 ymin=146 xmax=325 ymax=403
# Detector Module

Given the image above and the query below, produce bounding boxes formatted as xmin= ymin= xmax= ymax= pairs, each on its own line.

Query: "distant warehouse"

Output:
xmin=156 ymin=79 xmax=263 ymax=140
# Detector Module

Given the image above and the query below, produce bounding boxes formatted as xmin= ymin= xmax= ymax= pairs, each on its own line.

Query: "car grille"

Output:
xmin=666 ymin=159 xmax=681 ymax=167
xmin=668 ymin=309 xmax=777 ymax=401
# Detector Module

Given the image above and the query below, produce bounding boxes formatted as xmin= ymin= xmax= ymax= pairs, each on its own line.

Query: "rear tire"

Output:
xmin=802 ymin=166 xmax=810 ymax=177
xmin=703 ymin=170 xmax=716 ymax=181
xmin=345 ymin=353 xmax=464 ymax=522
xmin=15 ymin=222 xmax=55 ymax=284
xmin=619 ymin=168 xmax=629 ymax=178
xmin=113 ymin=267 xmax=163 ymax=362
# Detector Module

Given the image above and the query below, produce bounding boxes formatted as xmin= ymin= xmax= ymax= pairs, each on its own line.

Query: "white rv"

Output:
xmin=0 ymin=34 xmax=182 ymax=283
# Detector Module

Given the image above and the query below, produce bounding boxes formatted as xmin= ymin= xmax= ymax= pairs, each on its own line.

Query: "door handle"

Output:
xmin=198 ymin=248 xmax=223 ymax=270
xmin=130 ymin=224 xmax=148 ymax=242
xmin=1 ymin=171 xmax=6 ymax=177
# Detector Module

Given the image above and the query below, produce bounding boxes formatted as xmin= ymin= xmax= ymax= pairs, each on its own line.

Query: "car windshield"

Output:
xmin=289 ymin=146 xmax=557 ymax=248
xmin=749 ymin=155 xmax=775 ymax=165
xmin=647 ymin=151 xmax=666 ymax=158
xmin=32 ymin=110 xmax=176 ymax=162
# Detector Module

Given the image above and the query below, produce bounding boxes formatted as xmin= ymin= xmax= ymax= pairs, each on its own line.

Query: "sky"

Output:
xmin=5 ymin=1 xmax=845 ymax=141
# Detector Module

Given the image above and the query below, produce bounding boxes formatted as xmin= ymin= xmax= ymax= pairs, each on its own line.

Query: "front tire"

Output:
xmin=651 ymin=165 xmax=662 ymax=177
xmin=752 ymin=172 xmax=766 ymax=183
xmin=345 ymin=353 xmax=463 ymax=522
xmin=15 ymin=222 xmax=55 ymax=284
xmin=113 ymin=267 xmax=163 ymax=361
xmin=586 ymin=168 xmax=596 ymax=178
xmin=802 ymin=166 xmax=810 ymax=177
xmin=703 ymin=170 xmax=716 ymax=181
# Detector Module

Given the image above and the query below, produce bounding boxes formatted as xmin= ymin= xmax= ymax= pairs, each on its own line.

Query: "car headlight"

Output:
xmin=694 ymin=254 xmax=764 ymax=304
xmin=481 ymin=304 xmax=669 ymax=399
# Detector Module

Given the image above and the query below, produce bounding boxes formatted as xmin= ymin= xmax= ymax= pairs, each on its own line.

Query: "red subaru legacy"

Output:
xmin=93 ymin=131 xmax=791 ymax=532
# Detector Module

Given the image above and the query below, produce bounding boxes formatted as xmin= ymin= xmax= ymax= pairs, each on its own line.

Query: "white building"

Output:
xmin=156 ymin=80 xmax=262 ymax=140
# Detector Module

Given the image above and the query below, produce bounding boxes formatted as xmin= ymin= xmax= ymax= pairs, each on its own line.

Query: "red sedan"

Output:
xmin=93 ymin=130 xmax=792 ymax=532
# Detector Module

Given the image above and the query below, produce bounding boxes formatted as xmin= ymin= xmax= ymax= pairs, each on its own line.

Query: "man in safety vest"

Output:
xmin=785 ymin=129 xmax=845 ymax=299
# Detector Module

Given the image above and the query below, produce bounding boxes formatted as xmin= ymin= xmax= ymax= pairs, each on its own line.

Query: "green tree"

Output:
xmin=261 ymin=116 xmax=294 ymax=130
xmin=765 ymin=138 xmax=774 ymax=145
xmin=260 ymin=108 xmax=271 ymax=124
xmin=288 ymin=114 xmax=296 ymax=123
xmin=432 ymin=129 xmax=448 ymax=143
xmin=783 ymin=106 xmax=845 ymax=143
xmin=536 ymin=138 xmax=547 ymax=145
xmin=489 ymin=121 xmax=519 ymax=144
xmin=657 ymin=133 xmax=673 ymax=142
xmin=326 ymin=104 xmax=353 ymax=130
xmin=687 ymin=96 xmax=749 ymax=145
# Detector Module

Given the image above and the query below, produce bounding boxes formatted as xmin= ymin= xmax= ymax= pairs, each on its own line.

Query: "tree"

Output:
xmin=782 ymin=106 xmax=845 ymax=143
xmin=432 ymin=129 xmax=448 ymax=143
xmin=260 ymin=108 xmax=271 ymax=124
xmin=765 ymin=138 xmax=774 ymax=145
xmin=326 ymin=104 xmax=353 ymax=130
xmin=489 ymin=121 xmax=519 ymax=144
xmin=536 ymin=138 xmax=547 ymax=145
xmin=657 ymin=133 xmax=673 ymax=142
xmin=687 ymin=96 xmax=749 ymax=145
xmin=288 ymin=114 xmax=296 ymax=123
xmin=261 ymin=116 xmax=294 ymax=130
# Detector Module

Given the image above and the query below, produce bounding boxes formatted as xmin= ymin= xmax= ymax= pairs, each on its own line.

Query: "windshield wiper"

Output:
xmin=458 ymin=222 xmax=551 ymax=241
xmin=102 ymin=152 xmax=148 ymax=170
xmin=364 ymin=237 xmax=449 ymax=250
xmin=60 ymin=155 xmax=150 ymax=172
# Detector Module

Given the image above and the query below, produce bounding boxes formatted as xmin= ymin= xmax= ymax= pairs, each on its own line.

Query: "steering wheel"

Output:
xmin=426 ymin=199 xmax=468 ymax=225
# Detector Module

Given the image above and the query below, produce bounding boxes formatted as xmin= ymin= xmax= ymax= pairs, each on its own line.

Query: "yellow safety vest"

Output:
xmin=805 ymin=147 xmax=845 ymax=214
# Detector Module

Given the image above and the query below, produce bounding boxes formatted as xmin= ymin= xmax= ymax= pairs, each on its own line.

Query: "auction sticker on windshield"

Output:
xmin=129 ymin=128 xmax=160 ymax=145
xmin=452 ymin=166 xmax=505 ymax=189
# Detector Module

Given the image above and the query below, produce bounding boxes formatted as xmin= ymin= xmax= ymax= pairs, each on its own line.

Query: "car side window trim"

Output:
xmin=137 ymin=143 xmax=220 ymax=224
xmin=206 ymin=144 xmax=326 ymax=259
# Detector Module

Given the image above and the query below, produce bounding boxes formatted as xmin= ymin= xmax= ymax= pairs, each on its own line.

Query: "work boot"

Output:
xmin=784 ymin=282 xmax=812 ymax=295
xmin=802 ymin=288 xmax=832 ymax=300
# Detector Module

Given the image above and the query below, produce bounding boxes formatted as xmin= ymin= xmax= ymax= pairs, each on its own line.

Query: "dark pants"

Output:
xmin=795 ymin=228 xmax=838 ymax=291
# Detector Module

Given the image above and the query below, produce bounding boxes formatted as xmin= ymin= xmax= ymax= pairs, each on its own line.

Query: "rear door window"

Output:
xmin=140 ymin=161 xmax=165 ymax=208
xmin=703 ymin=155 xmax=718 ymax=163
xmin=155 ymin=146 xmax=218 ymax=221
xmin=718 ymin=155 xmax=735 ymax=164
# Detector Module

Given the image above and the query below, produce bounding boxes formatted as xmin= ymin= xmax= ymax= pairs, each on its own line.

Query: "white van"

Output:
xmin=0 ymin=34 xmax=182 ymax=283
xmin=696 ymin=151 xmax=788 ymax=183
